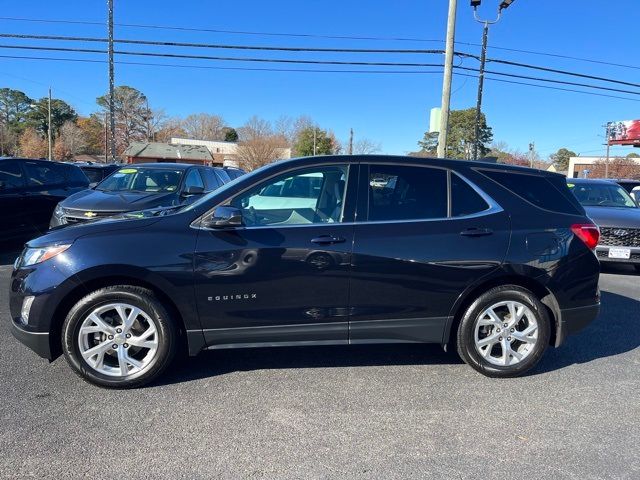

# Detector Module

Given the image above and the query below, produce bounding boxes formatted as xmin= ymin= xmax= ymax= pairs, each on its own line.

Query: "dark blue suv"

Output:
xmin=10 ymin=155 xmax=601 ymax=388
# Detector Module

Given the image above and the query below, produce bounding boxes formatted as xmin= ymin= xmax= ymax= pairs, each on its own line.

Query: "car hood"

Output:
xmin=60 ymin=189 xmax=179 ymax=212
xmin=584 ymin=206 xmax=640 ymax=228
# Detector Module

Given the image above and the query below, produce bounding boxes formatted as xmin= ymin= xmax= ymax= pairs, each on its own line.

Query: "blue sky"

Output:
xmin=1 ymin=0 xmax=638 ymax=158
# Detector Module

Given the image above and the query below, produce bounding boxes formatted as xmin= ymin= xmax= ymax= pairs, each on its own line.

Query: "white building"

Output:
xmin=170 ymin=137 xmax=292 ymax=168
xmin=567 ymin=156 xmax=640 ymax=178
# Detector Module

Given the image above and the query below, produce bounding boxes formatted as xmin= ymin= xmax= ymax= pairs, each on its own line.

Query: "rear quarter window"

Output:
xmin=66 ymin=165 xmax=90 ymax=185
xmin=479 ymin=169 xmax=582 ymax=215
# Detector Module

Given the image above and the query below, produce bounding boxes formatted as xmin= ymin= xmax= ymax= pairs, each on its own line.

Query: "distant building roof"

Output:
xmin=123 ymin=142 xmax=213 ymax=161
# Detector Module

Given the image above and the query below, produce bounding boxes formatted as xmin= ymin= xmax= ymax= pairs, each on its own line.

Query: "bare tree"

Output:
xmin=18 ymin=127 xmax=47 ymax=158
xmin=353 ymin=138 xmax=382 ymax=155
xmin=236 ymin=116 xmax=288 ymax=171
xmin=155 ymin=117 xmax=187 ymax=143
xmin=181 ymin=113 xmax=227 ymax=140
xmin=54 ymin=121 xmax=87 ymax=160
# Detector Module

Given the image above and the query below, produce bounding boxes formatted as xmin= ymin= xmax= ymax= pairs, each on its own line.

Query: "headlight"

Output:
xmin=53 ymin=204 xmax=65 ymax=218
xmin=21 ymin=244 xmax=71 ymax=267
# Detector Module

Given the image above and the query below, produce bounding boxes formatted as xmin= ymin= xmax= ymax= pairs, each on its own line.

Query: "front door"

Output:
xmin=349 ymin=163 xmax=510 ymax=343
xmin=194 ymin=163 xmax=357 ymax=347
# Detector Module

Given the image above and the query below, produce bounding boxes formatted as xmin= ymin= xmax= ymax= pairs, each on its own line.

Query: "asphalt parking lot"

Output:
xmin=0 ymin=259 xmax=638 ymax=479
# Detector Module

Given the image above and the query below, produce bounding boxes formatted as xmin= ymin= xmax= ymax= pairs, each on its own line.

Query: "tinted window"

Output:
xmin=80 ymin=167 xmax=104 ymax=184
xmin=201 ymin=169 xmax=222 ymax=191
xmin=65 ymin=165 xmax=90 ymax=184
xmin=480 ymin=170 xmax=581 ymax=215
xmin=215 ymin=169 xmax=231 ymax=184
xmin=230 ymin=165 xmax=348 ymax=226
xmin=24 ymin=161 xmax=66 ymax=186
xmin=368 ymin=165 xmax=447 ymax=221
xmin=451 ymin=173 xmax=490 ymax=217
xmin=568 ymin=182 xmax=637 ymax=208
xmin=184 ymin=169 xmax=205 ymax=190
xmin=0 ymin=160 xmax=25 ymax=190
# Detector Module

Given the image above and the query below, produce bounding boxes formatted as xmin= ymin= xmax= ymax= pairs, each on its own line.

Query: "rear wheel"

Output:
xmin=62 ymin=286 xmax=177 ymax=388
xmin=456 ymin=285 xmax=550 ymax=378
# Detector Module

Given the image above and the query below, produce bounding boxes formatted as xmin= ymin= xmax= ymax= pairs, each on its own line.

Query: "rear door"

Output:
xmin=22 ymin=160 xmax=69 ymax=236
xmin=0 ymin=160 xmax=28 ymax=243
xmin=349 ymin=163 xmax=510 ymax=343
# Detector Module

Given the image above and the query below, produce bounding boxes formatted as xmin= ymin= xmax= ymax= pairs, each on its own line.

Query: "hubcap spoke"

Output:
xmin=78 ymin=302 xmax=158 ymax=378
xmin=474 ymin=300 xmax=539 ymax=367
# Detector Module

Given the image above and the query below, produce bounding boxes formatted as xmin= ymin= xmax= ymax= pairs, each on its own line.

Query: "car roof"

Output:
xmin=264 ymin=154 xmax=563 ymax=177
xmin=127 ymin=162 xmax=225 ymax=170
xmin=566 ymin=177 xmax=619 ymax=185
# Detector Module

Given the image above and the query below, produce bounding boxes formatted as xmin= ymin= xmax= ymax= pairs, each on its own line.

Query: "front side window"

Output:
xmin=24 ymin=161 xmax=65 ymax=187
xmin=0 ymin=161 xmax=25 ymax=190
xmin=368 ymin=165 xmax=447 ymax=221
xmin=96 ymin=167 xmax=183 ymax=193
xmin=230 ymin=165 xmax=348 ymax=226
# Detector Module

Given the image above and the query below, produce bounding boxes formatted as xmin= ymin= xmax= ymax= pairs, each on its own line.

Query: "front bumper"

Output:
xmin=11 ymin=321 xmax=52 ymax=359
xmin=555 ymin=303 xmax=600 ymax=347
xmin=596 ymin=246 xmax=640 ymax=264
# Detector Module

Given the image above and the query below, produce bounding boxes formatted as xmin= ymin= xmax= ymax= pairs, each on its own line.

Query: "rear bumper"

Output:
xmin=11 ymin=321 xmax=52 ymax=360
xmin=555 ymin=303 xmax=600 ymax=347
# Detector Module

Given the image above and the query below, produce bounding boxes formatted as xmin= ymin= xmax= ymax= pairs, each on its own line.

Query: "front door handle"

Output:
xmin=311 ymin=235 xmax=346 ymax=245
xmin=460 ymin=228 xmax=493 ymax=237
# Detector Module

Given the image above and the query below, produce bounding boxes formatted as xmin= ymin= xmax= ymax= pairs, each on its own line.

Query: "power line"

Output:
xmin=2 ymin=53 xmax=640 ymax=103
xmin=1 ymin=43 xmax=640 ymax=97
xmin=1 ymin=15 xmax=639 ymax=72
xmin=1 ymin=33 xmax=638 ymax=90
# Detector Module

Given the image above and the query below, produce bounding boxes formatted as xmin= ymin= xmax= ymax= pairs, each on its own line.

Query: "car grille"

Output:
xmin=63 ymin=208 xmax=120 ymax=224
xmin=598 ymin=227 xmax=640 ymax=247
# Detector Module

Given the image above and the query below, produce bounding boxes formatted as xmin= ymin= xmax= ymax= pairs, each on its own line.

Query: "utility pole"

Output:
xmin=471 ymin=1 xmax=516 ymax=160
xmin=437 ymin=0 xmax=458 ymax=158
xmin=604 ymin=122 xmax=611 ymax=179
xmin=348 ymin=128 xmax=354 ymax=155
xmin=107 ymin=0 xmax=117 ymax=162
xmin=529 ymin=142 xmax=535 ymax=168
xmin=313 ymin=128 xmax=317 ymax=156
xmin=47 ymin=87 xmax=53 ymax=161
xmin=104 ymin=111 xmax=108 ymax=163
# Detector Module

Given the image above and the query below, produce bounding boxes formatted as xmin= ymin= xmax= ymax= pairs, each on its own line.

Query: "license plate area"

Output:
xmin=608 ymin=247 xmax=631 ymax=259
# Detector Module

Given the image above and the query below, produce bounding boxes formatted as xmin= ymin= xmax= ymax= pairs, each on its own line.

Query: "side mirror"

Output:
xmin=182 ymin=185 xmax=205 ymax=197
xmin=203 ymin=206 xmax=243 ymax=228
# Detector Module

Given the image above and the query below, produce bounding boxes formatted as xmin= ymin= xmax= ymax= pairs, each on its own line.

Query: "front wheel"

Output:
xmin=62 ymin=286 xmax=177 ymax=388
xmin=456 ymin=285 xmax=550 ymax=378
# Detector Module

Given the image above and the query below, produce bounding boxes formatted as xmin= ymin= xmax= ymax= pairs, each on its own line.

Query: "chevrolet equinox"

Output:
xmin=10 ymin=156 xmax=601 ymax=388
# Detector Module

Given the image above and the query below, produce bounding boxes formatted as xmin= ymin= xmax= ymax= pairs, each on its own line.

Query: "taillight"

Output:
xmin=571 ymin=223 xmax=600 ymax=250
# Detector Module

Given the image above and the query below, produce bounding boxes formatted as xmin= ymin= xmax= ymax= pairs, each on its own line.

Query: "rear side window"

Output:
xmin=0 ymin=160 xmax=25 ymax=190
xmin=66 ymin=165 xmax=90 ymax=184
xmin=24 ymin=161 xmax=66 ymax=187
xmin=479 ymin=169 xmax=581 ymax=215
xmin=368 ymin=165 xmax=447 ymax=221
xmin=184 ymin=169 xmax=205 ymax=190
xmin=215 ymin=169 xmax=231 ymax=184
xmin=201 ymin=169 xmax=222 ymax=190
xmin=451 ymin=173 xmax=489 ymax=217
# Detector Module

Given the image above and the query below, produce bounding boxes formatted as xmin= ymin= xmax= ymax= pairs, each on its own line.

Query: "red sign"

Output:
xmin=607 ymin=120 xmax=640 ymax=146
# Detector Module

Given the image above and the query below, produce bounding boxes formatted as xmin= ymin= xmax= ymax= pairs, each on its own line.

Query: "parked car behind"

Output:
xmin=567 ymin=178 xmax=640 ymax=271
xmin=50 ymin=163 xmax=230 ymax=227
xmin=11 ymin=155 xmax=601 ymax=388
xmin=223 ymin=166 xmax=245 ymax=180
xmin=75 ymin=162 xmax=120 ymax=187
xmin=0 ymin=157 xmax=89 ymax=245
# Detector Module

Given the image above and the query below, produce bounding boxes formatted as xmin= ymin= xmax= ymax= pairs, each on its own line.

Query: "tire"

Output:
xmin=62 ymin=285 xmax=177 ymax=388
xmin=456 ymin=285 xmax=550 ymax=378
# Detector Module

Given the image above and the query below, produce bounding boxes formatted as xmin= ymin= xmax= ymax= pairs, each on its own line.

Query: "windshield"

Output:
xmin=568 ymin=181 xmax=638 ymax=208
xmin=96 ymin=167 xmax=184 ymax=193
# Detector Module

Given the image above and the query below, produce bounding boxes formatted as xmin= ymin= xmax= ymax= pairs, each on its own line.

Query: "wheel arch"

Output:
xmin=443 ymin=274 xmax=560 ymax=349
xmin=48 ymin=268 xmax=192 ymax=360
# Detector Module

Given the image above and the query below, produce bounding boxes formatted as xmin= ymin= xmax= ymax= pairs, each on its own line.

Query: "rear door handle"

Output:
xmin=460 ymin=228 xmax=493 ymax=237
xmin=311 ymin=235 xmax=346 ymax=245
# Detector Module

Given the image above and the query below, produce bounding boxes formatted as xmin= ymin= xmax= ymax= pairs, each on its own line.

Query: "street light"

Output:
xmin=471 ymin=1 xmax=515 ymax=161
